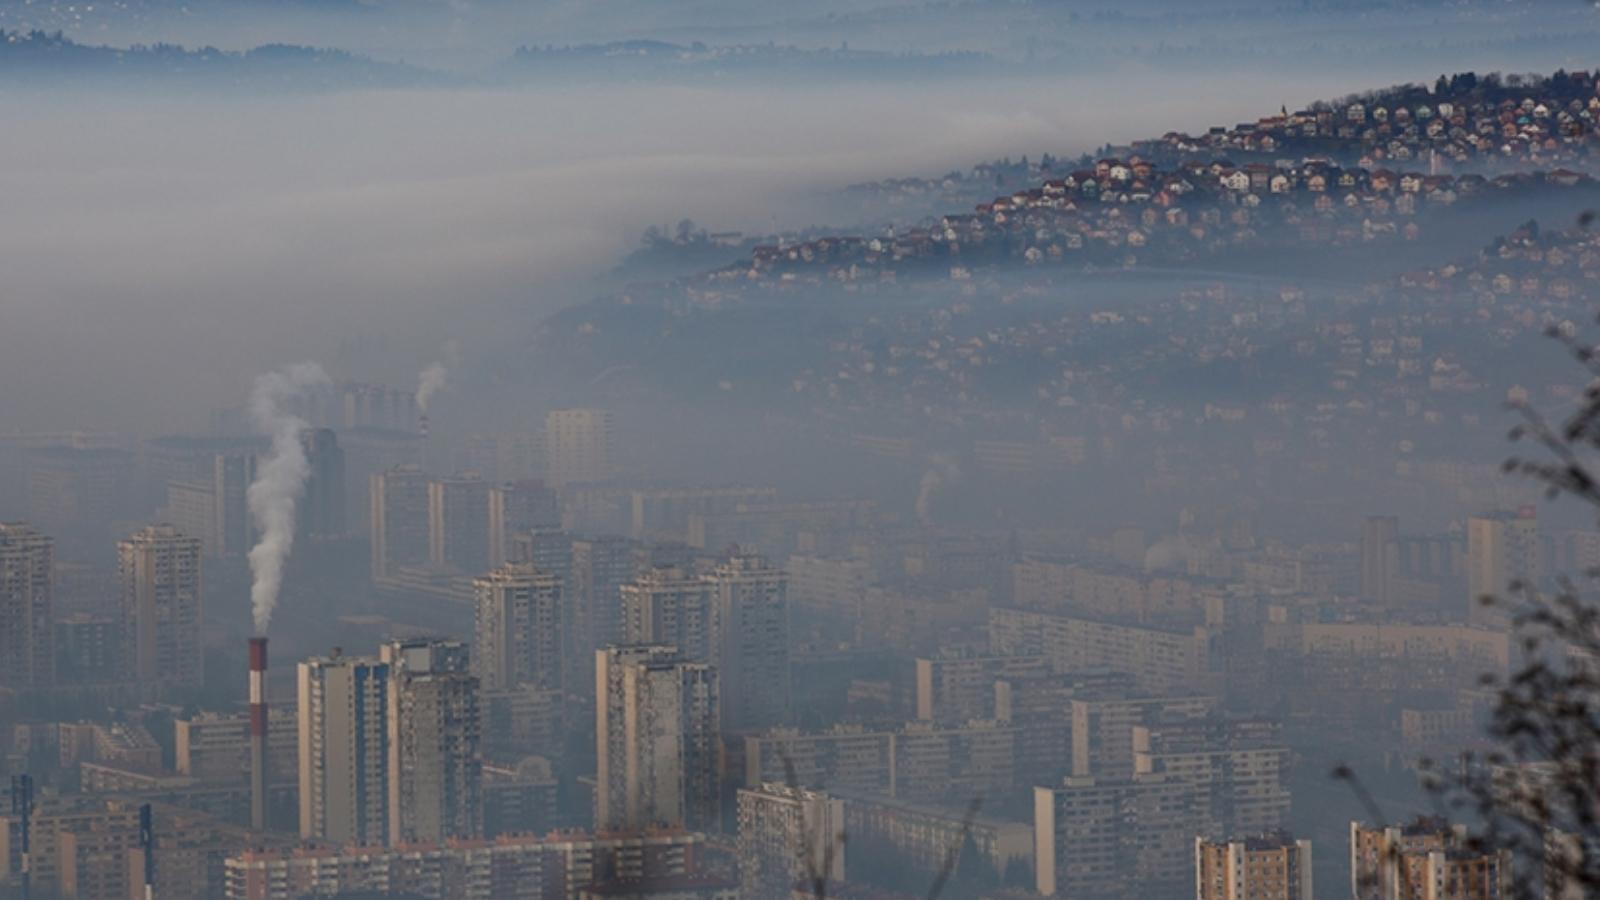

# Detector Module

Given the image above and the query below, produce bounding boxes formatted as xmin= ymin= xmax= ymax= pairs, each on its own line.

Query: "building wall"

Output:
xmin=0 ymin=802 xmax=142 ymax=895
xmin=488 ymin=481 xmax=559 ymax=568
xmin=546 ymin=408 xmax=614 ymax=489
xmin=370 ymin=465 xmax=430 ymax=579
xmin=224 ymin=830 xmax=705 ymax=900
xmin=429 ymin=476 xmax=491 ymax=573
xmin=737 ymin=785 xmax=845 ymax=900
xmin=708 ymin=556 xmax=790 ymax=731
xmin=914 ymin=654 xmax=1049 ymax=723
xmin=1466 ymin=512 xmax=1540 ymax=626
xmin=840 ymin=792 xmax=1031 ymax=884
xmin=298 ymin=654 xmax=391 ymax=845
xmin=1195 ymin=835 xmax=1313 ymax=900
xmin=474 ymin=563 xmax=564 ymax=692
xmin=175 ymin=708 xmax=298 ymax=781
xmin=384 ymin=638 xmax=483 ymax=844
xmin=572 ymin=535 xmax=640 ymax=678
xmin=744 ymin=718 xmax=1071 ymax=804
xmin=1350 ymin=821 xmax=1510 ymax=900
xmin=989 ymin=607 xmax=1214 ymax=695
xmin=1034 ymin=775 xmax=1210 ymax=898
xmin=622 ymin=567 xmax=714 ymax=663
xmin=1070 ymin=695 xmax=1217 ymax=778
xmin=0 ymin=523 xmax=54 ymax=689
xmin=118 ymin=524 xmax=203 ymax=688
xmin=596 ymin=646 xmax=721 ymax=833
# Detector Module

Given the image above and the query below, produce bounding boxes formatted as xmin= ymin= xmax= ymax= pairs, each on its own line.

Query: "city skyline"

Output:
xmin=8 ymin=4 xmax=1600 ymax=897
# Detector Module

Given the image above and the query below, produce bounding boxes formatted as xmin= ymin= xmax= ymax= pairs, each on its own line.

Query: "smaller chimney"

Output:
xmin=248 ymin=637 xmax=268 ymax=832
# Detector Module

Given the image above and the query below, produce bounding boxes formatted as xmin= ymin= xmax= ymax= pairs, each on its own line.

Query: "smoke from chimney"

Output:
xmin=246 ymin=362 xmax=329 ymax=634
xmin=416 ymin=362 xmax=447 ymax=414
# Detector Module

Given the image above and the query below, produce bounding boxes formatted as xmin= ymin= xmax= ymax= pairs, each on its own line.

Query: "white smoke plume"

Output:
xmin=246 ymin=362 xmax=330 ymax=634
xmin=416 ymin=362 xmax=448 ymax=413
xmin=915 ymin=454 xmax=961 ymax=527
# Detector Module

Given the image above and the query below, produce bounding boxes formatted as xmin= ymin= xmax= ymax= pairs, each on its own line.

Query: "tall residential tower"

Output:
xmin=545 ymin=408 xmax=613 ymax=488
xmin=370 ymin=465 xmax=430 ymax=579
xmin=473 ymin=563 xmax=564 ymax=692
xmin=708 ymin=555 xmax=790 ymax=730
xmin=298 ymin=652 xmax=391 ymax=845
xmin=595 ymin=645 xmax=721 ymax=832
xmin=382 ymin=638 xmax=482 ymax=844
xmin=118 ymin=524 xmax=203 ymax=688
xmin=0 ymin=523 xmax=54 ymax=689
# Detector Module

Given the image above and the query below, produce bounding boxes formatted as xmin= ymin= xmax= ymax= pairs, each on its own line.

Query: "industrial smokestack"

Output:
xmin=249 ymin=637 xmax=268 ymax=832
xmin=416 ymin=359 xmax=446 ymax=441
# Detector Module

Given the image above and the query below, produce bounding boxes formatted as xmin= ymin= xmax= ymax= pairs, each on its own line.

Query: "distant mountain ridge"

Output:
xmin=0 ymin=28 xmax=438 ymax=88
xmin=503 ymin=39 xmax=994 ymax=81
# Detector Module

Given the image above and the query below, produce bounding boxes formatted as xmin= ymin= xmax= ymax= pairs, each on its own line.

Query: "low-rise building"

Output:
xmin=1196 ymin=832 xmax=1313 ymax=900
xmin=224 ymin=829 xmax=709 ymax=900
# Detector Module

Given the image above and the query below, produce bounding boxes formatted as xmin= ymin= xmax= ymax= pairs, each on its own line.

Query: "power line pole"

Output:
xmin=10 ymin=774 xmax=33 ymax=900
xmin=139 ymin=803 xmax=155 ymax=900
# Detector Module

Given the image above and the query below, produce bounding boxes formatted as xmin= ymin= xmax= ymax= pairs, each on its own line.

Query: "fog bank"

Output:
xmin=0 ymin=61 xmax=1553 ymax=432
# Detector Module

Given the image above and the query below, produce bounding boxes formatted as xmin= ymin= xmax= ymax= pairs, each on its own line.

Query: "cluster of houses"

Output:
xmin=1398 ymin=219 xmax=1600 ymax=308
xmin=1133 ymin=71 xmax=1600 ymax=172
xmin=838 ymin=158 xmax=1058 ymax=223
xmin=715 ymin=157 xmax=1592 ymax=286
xmin=839 ymin=72 xmax=1600 ymax=222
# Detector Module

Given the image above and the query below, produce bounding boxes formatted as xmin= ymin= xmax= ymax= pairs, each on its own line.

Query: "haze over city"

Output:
xmin=5 ymin=2 xmax=1600 ymax=899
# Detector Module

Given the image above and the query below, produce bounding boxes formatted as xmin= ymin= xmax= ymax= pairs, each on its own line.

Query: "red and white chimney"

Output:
xmin=248 ymin=637 xmax=268 ymax=832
